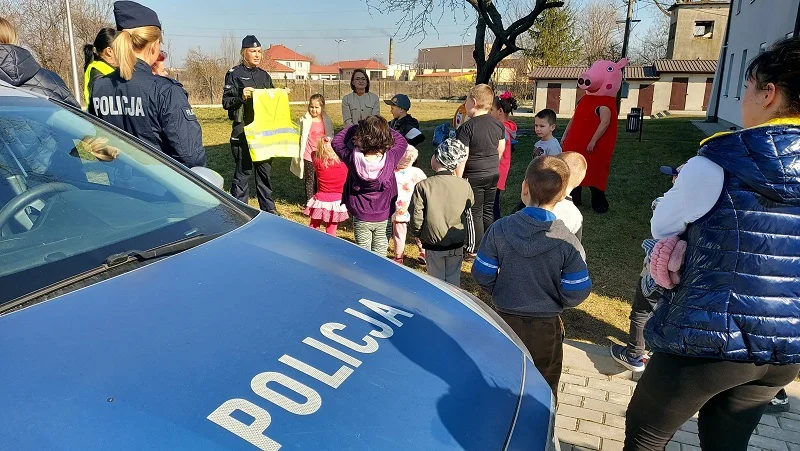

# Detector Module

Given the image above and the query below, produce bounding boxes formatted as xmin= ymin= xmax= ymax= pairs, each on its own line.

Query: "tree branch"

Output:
xmin=508 ymin=0 xmax=563 ymax=41
xmin=651 ymin=0 xmax=671 ymax=17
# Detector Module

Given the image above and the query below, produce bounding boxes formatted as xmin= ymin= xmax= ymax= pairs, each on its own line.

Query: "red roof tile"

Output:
xmin=259 ymin=60 xmax=294 ymax=73
xmin=310 ymin=64 xmax=339 ymax=74
xmin=529 ymin=65 xmax=660 ymax=80
xmin=264 ymin=44 xmax=311 ymax=62
xmin=335 ymin=60 xmax=387 ymax=70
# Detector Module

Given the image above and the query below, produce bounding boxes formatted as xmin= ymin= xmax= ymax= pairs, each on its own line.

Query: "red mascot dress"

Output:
xmin=561 ymin=57 xmax=628 ymax=213
xmin=561 ymin=95 xmax=618 ymax=192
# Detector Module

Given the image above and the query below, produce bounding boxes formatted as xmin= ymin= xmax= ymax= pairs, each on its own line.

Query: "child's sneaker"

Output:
xmin=766 ymin=390 xmax=790 ymax=414
xmin=610 ymin=344 xmax=646 ymax=372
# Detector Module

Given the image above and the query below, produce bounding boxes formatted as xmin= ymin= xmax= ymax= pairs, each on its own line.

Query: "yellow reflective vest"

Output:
xmin=244 ymin=89 xmax=301 ymax=162
xmin=83 ymin=60 xmax=115 ymax=106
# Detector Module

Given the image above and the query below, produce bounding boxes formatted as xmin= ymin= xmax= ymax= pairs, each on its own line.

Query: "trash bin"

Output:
xmin=626 ymin=107 xmax=643 ymax=133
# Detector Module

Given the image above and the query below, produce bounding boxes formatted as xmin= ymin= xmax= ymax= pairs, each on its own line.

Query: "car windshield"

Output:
xmin=0 ymin=94 xmax=251 ymax=305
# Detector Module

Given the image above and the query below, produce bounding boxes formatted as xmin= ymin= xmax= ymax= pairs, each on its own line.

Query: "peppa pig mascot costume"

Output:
xmin=561 ymin=58 xmax=628 ymax=213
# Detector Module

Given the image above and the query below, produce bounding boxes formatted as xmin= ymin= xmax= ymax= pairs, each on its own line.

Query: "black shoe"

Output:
xmin=590 ymin=187 xmax=609 ymax=213
xmin=766 ymin=391 xmax=790 ymax=414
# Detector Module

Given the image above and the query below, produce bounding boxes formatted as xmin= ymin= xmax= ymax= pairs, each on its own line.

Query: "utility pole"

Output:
xmin=617 ymin=0 xmax=636 ymax=111
xmin=335 ymin=39 xmax=346 ymax=98
xmin=65 ymin=0 xmax=82 ymax=107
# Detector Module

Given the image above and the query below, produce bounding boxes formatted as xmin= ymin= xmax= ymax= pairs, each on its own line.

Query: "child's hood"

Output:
xmin=499 ymin=210 xmax=570 ymax=258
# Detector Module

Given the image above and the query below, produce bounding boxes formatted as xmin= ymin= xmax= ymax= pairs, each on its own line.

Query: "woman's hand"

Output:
xmin=242 ymin=87 xmax=255 ymax=100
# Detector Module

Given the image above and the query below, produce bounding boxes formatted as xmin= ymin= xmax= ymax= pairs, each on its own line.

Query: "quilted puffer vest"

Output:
xmin=645 ymin=120 xmax=800 ymax=364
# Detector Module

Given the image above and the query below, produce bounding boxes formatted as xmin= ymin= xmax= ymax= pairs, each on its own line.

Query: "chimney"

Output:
xmin=389 ymin=37 xmax=393 ymax=65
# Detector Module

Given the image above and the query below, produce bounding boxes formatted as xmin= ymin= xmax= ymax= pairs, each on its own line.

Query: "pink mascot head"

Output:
xmin=577 ymin=58 xmax=629 ymax=97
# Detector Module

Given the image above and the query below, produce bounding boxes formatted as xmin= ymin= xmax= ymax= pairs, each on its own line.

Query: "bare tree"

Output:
xmin=367 ymin=0 xmax=564 ymax=84
xmin=183 ymin=48 xmax=227 ymax=104
xmin=0 ymin=0 xmax=112 ymax=102
xmin=578 ymin=0 xmax=623 ymax=64
xmin=632 ymin=12 xmax=670 ymax=65
xmin=218 ymin=32 xmax=240 ymax=70
xmin=303 ymin=52 xmax=320 ymax=65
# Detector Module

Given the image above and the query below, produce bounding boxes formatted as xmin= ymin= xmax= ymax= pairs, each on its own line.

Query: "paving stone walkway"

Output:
xmin=557 ymin=340 xmax=800 ymax=451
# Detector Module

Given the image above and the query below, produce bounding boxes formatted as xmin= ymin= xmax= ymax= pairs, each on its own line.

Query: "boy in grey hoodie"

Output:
xmin=472 ymin=155 xmax=591 ymax=394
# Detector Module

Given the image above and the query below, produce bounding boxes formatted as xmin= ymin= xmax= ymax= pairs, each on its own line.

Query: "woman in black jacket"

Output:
xmin=0 ymin=17 xmax=79 ymax=107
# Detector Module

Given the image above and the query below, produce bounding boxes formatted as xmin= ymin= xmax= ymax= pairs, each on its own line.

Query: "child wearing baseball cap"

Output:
xmin=386 ymin=94 xmax=425 ymax=146
xmin=410 ymin=138 xmax=473 ymax=285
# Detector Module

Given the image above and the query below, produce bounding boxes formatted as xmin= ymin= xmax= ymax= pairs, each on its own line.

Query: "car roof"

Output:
xmin=0 ymin=80 xmax=43 ymax=98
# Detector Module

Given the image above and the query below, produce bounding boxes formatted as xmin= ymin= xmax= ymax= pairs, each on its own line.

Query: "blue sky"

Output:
xmin=135 ymin=0 xmax=663 ymax=66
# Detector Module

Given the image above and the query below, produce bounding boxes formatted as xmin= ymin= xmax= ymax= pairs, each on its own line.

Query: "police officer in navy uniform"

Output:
xmin=89 ymin=1 xmax=206 ymax=169
xmin=222 ymin=36 xmax=277 ymax=214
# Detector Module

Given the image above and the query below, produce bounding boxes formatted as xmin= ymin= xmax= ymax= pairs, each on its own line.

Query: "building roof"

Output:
xmin=668 ymin=0 xmax=730 ymax=11
xmin=529 ymin=60 xmax=715 ymax=80
xmin=336 ymin=60 xmax=387 ymax=70
xmin=264 ymin=44 xmax=311 ymax=62
xmin=654 ymin=59 xmax=718 ymax=73
xmin=310 ymin=64 xmax=339 ymax=75
xmin=260 ymin=60 xmax=294 ymax=73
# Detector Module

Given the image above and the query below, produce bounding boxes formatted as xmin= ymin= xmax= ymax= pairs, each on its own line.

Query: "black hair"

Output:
xmin=745 ymin=37 xmax=800 ymax=115
xmin=350 ymin=69 xmax=370 ymax=93
xmin=535 ymin=108 xmax=557 ymax=125
xmin=493 ymin=94 xmax=518 ymax=115
xmin=83 ymin=27 xmax=117 ymax=72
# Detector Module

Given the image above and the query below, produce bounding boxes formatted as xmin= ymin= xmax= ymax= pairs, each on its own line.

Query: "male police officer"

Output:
xmin=89 ymin=1 xmax=206 ymax=169
xmin=222 ymin=35 xmax=277 ymax=213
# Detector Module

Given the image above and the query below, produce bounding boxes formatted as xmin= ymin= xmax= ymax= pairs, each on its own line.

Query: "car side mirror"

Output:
xmin=190 ymin=167 xmax=224 ymax=189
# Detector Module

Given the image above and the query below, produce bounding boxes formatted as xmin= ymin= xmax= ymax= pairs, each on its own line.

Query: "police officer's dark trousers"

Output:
xmin=230 ymin=130 xmax=275 ymax=212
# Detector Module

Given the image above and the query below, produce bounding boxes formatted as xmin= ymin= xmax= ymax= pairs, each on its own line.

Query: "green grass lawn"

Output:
xmin=198 ymin=102 xmax=703 ymax=345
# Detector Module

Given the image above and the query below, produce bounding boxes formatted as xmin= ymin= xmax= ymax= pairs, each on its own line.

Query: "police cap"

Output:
xmin=114 ymin=1 xmax=161 ymax=31
xmin=242 ymin=35 xmax=261 ymax=49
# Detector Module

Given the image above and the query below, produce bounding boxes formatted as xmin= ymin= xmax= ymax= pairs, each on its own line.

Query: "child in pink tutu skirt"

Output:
xmin=304 ymin=136 xmax=349 ymax=236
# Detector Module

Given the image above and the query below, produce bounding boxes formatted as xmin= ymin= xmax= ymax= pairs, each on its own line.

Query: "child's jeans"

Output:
xmin=353 ymin=217 xmax=389 ymax=256
xmin=497 ymin=312 xmax=564 ymax=397
xmin=426 ymin=247 xmax=463 ymax=286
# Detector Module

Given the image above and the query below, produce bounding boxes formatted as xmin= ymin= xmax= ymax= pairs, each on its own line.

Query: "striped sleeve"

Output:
xmin=559 ymin=240 xmax=592 ymax=307
xmin=471 ymin=225 xmax=499 ymax=294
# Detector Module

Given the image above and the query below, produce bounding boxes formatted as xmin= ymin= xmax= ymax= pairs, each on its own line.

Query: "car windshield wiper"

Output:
xmin=0 ymin=233 xmax=220 ymax=314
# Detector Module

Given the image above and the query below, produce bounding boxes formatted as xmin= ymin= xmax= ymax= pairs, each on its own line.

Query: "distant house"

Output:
xmin=259 ymin=60 xmax=294 ymax=78
xmin=707 ymin=0 xmax=800 ymax=127
xmin=666 ymin=0 xmax=731 ymax=60
xmin=309 ymin=64 xmax=339 ymax=80
xmin=335 ymin=60 xmax=388 ymax=81
xmin=417 ymin=45 xmax=476 ymax=72
xmin=264 ymin=45 xmax=311 ymax=80
xmin=529 ymin=60 xmax=717 ymax=117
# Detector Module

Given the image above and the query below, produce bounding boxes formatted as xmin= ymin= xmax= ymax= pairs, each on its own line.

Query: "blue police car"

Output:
xmin=0 ymin=84 xmax=557 ymax=450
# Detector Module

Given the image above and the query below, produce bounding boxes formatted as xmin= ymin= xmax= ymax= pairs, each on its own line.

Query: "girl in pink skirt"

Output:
xmin=304 ymin=136 xmax=349 ymax=236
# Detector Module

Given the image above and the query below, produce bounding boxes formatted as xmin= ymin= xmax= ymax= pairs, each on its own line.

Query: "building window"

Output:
xmin=759 ymin=42 xmax=767 ymax=54
xmin=694 ymin=21 xmax=714 ymax=38
xmin=725 ymin=52 xmax=734 ymax=97
xmin=736 ymin=49 xmax=748 ymax=99
xmin=369 ymin=71 xmax=382 ymax=80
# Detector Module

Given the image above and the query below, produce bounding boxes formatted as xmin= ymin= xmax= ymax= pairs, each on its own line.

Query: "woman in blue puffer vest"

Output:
xmin=625 ymin=38 xmax=800 ymax=451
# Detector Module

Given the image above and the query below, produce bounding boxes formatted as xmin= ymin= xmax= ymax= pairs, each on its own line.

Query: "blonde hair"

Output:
xmin=558 ymin=151 xmax=588 ymax=190
xmin=0 ymin=17 xmax=19 ymax=45
xmin=113 ymin=26 xmax=161 ymax=80
xmin=469 ymin=84 xmax=495 ymax=110
xmin=314 ymin=136 xmax=340 ymax=169
xmin=397 ymin=145 xmax=418 ymax=169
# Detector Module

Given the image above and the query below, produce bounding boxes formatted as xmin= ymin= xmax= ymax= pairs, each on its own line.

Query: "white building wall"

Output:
xmin=276 ymin=59 xmax=311 ymax=79
xmin=711 ymin=0 xmax=798 ymax=127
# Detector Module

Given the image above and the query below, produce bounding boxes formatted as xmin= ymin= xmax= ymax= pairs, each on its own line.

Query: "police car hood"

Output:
xmin=0 ymin=214 xmax=545 ymax=450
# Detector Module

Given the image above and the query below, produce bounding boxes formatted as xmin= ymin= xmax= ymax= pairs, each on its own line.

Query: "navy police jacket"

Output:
xmin=645 ymin=120 xmax=800 ymax=364
xmin=89 ymin=59 xmax=206 ymax=168
xmin=222 ymin=64 xmax=273 ymax=136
